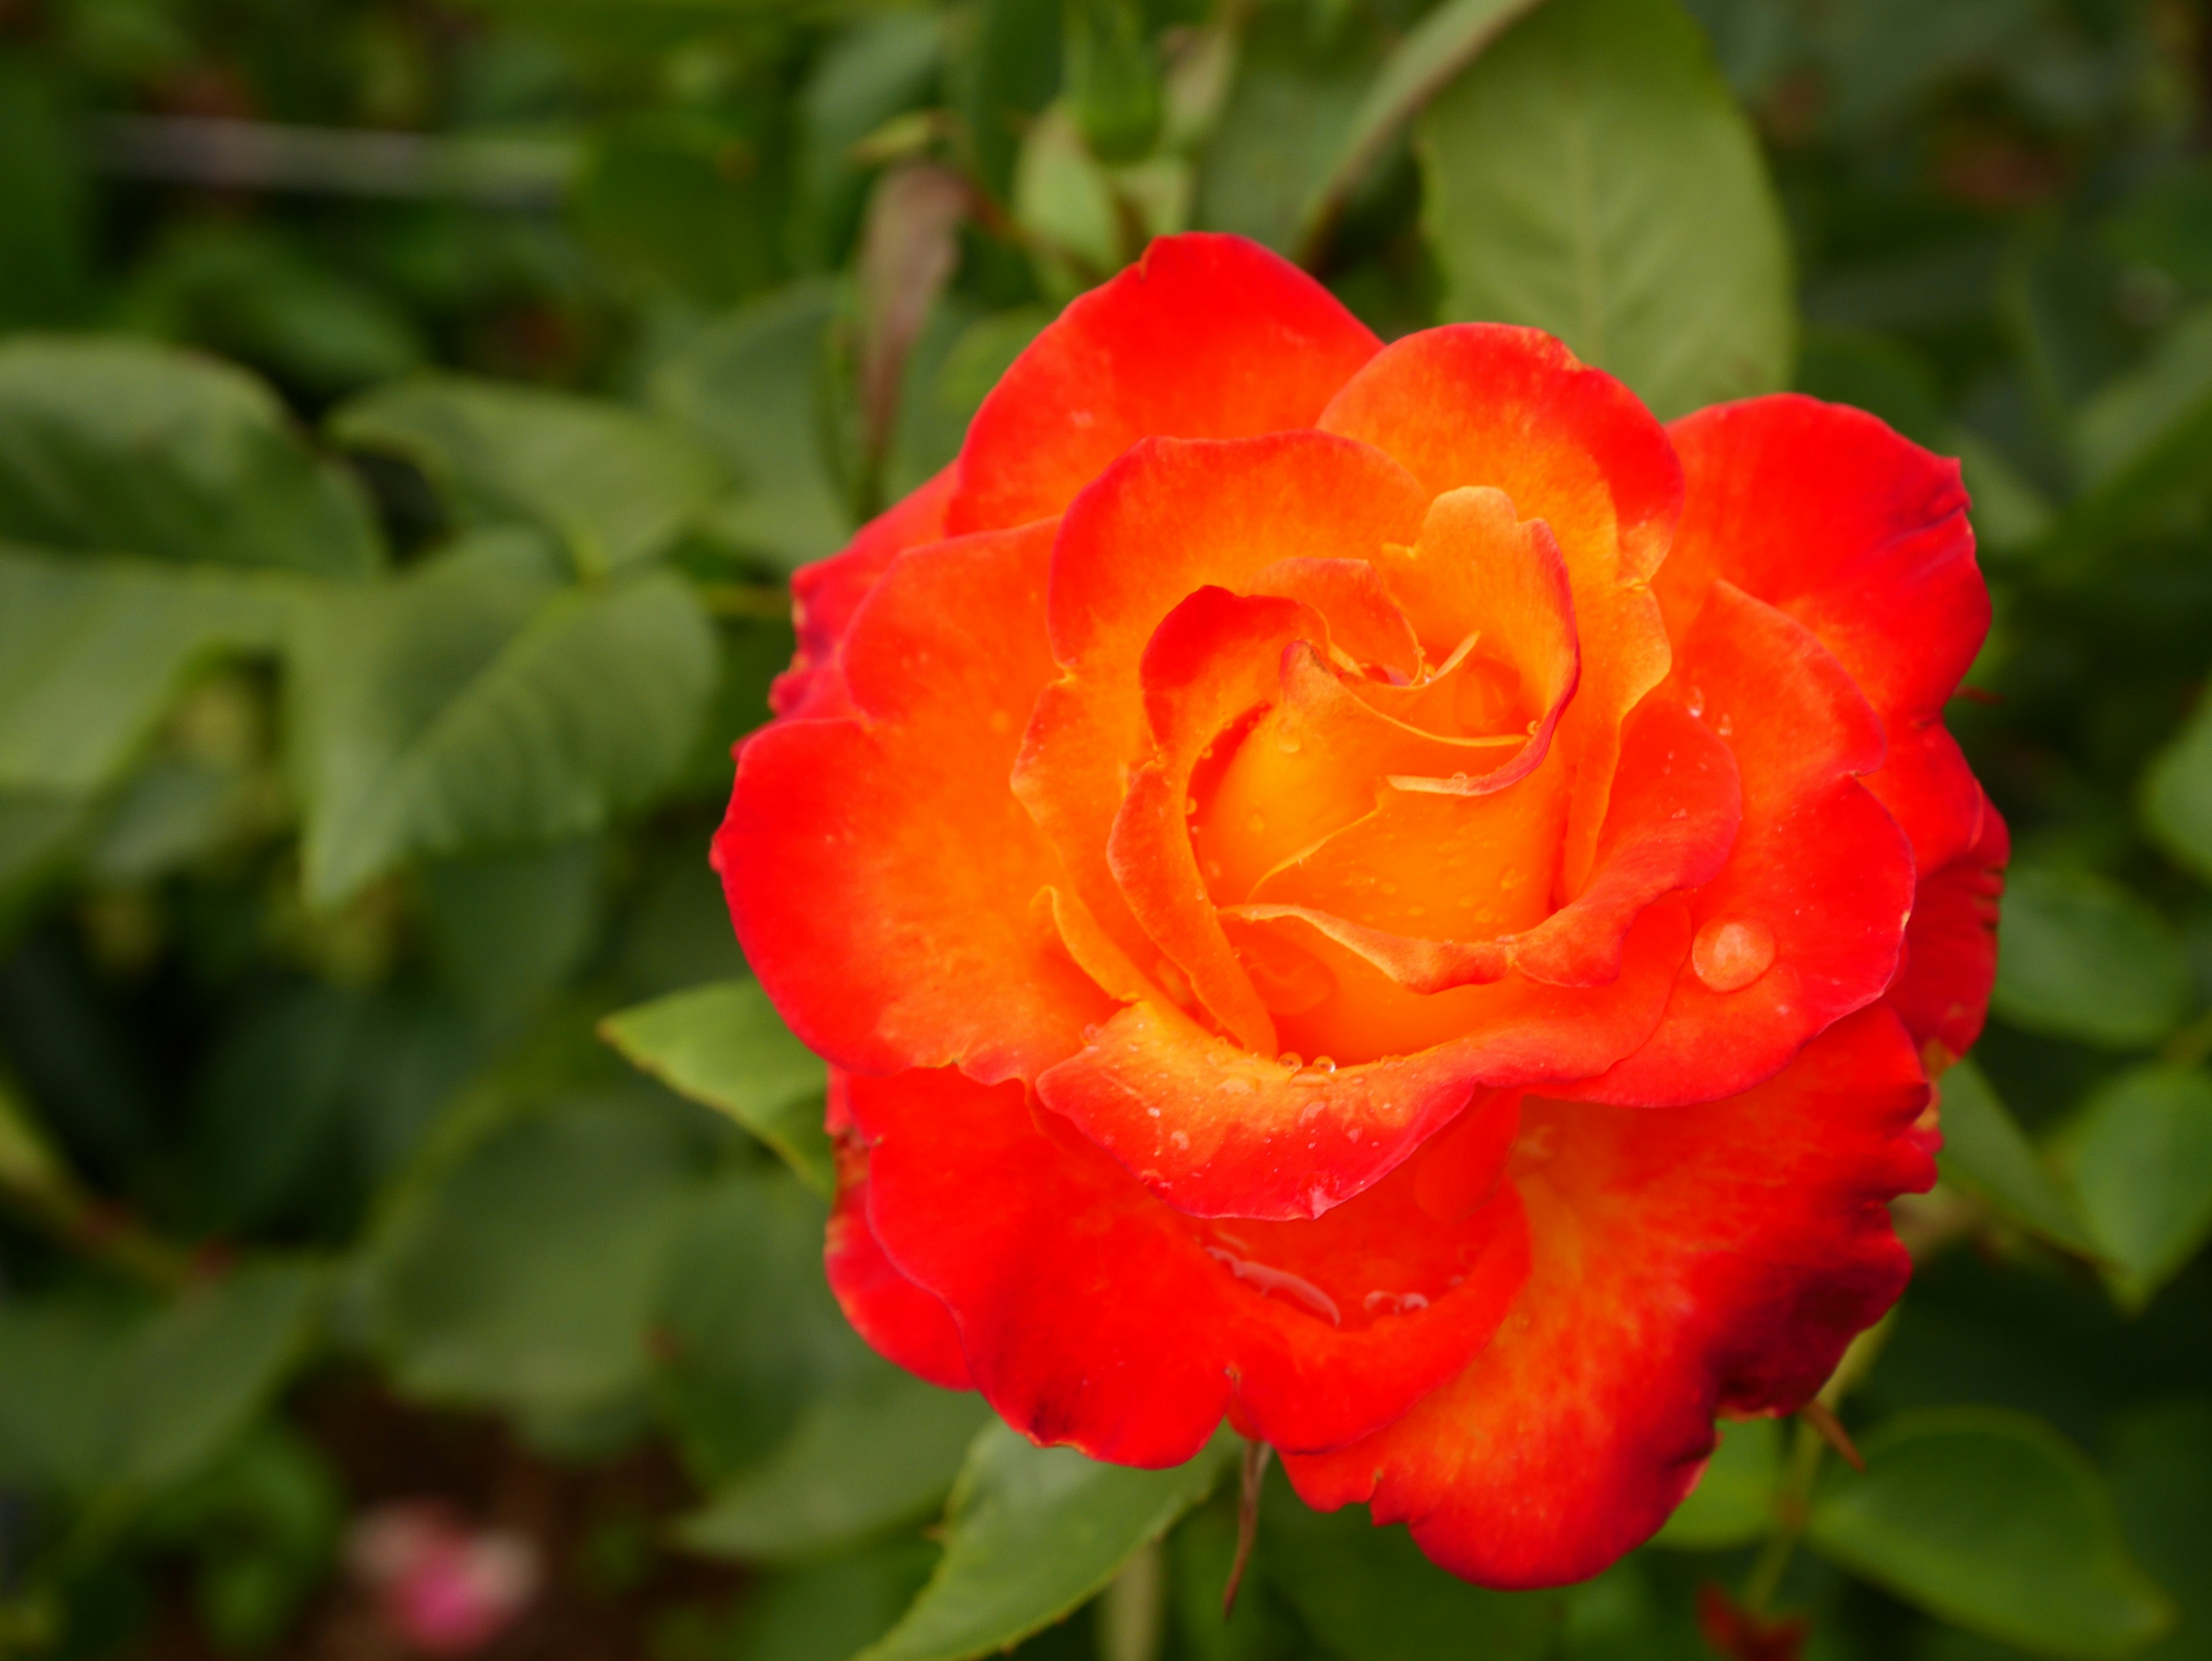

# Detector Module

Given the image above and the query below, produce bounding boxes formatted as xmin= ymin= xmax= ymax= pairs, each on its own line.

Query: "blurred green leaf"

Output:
xmin=1796 ymin=326 xmax=1947 ymax=448
xmin=857 ymin=1425 xmax=1232 ymax=1661
xmin=731 ymin=1540 xmax=942 ymax=1661
xmin=1260 ymin=1474 xmax=1563 ymax=1660
xmin=332 ymin=373 xmax=724 ymax=575
xmin=1990 ymin=866 xmax=2191 ymax=1050
xmin=0 ymin=56 xmax=89 ymax=330
xmin=0 ymin=792 xmax=81 ymax=911
xmin=362 ymin=1089 xmax=704 ymax=1417
xmin=2070 ymin=307 xmax=2212 ymax=538
xmin=1193 ymin=14 xmax=1371 ymax=256
xmin=677 ymin=1373 xmax=993 ymax=1562
xmin=2104 ymin=164 xmax=2212 ymax=302
xmin=954 ymin=0 xmax=1063 ymax=202
xmin=0 ymin=337 xmax=382 ymax=575
xmin=2106 ymin=1399 xmax=2212 ymax=1661
xmin=573 ymin=109 xmax=783 ymax=308
xmin=792 ymin=10 xmax=945 ymax=270
xmin=421 ymin=837 xmax=605 ymax=1019
xmin=0 ymin=548 xmax=289 ymax=795
xmin=0 ymin=1069 xmax=66 ymax=1199
xmin=653 ymin=282 xmax=853 ymax=573
xmin=651 ymin=1166 xmax=876 ymax=1482
xmin=1064 ymin=0 xmax=1160 ymax=167
xmin=2055 ymin=1066 xmax=2212 ymax=1310
xmin=0 ymin=1262 xmax=321 ymax=1504
xmin=1806 ymin=1407 xmax=2174 ymax=1660
xmin=1300 ymin=0 xmax=1543 ymax=258
xmin=1650 ymin=1417 xmax=1779 ymax=1549
xmin=2143 ymin=682 xmax=2212 ymax=883
xmin=602 ymin=979 xmax=830 ymax=1196
xmin=1419 ymin=0 xmax=1794 ymax=420
xmin=291 ymin=531 xmax=716 ymax=906
xmin=1936 ymin=1057 xmax=2098 ymax=1257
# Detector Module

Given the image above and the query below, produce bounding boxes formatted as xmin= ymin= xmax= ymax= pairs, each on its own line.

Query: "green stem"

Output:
xmin=1741 ymin=1418 xmax=1825 ymax=1615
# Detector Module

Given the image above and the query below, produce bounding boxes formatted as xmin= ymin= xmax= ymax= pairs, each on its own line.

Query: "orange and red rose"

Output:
xmin=714 ymin=234 xmax=2006 ymax=1587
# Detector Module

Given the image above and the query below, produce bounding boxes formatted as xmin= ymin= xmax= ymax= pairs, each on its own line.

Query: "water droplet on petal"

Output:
xmin=1687 ymin=686 xmax=1706 ymax=718
xmin=1692 ymin=917 xmax=1776 ymax=992
xmin=1717 ymin=713 xmax=1733 ymax=737
xmin=1312 ymin=1055 xmax=1336 ymax=1074
xmin=1277 ymin=1051 xmax=1302 ymax=1071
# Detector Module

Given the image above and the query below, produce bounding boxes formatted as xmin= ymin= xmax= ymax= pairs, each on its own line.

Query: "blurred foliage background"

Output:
xmin=0 ymin=0 xmax=2210 ymax=1657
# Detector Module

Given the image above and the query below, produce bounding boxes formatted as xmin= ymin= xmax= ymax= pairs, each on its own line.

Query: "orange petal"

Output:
xmin=1319 ymin=325 xmax=1679 ymax=891
xmin=1033 ymin=901 xmax=1688 ymax=1220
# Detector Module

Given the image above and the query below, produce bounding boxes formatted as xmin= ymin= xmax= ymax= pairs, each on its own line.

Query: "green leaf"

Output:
xmin=115 ymin=1261 xmax=324 ymax=1494
xmin=601 ymin=979 xmax=831 ymax=1197
xmin=1417 ymin=0 xmax=1794 ymax=419
xmin=2071 ymin=305 xmax=2212 ymax=536
xmin=1193 ymin=17 xmax=1373 ymax=256
xmin=650 ymin=1166 xmax=876 ymax=1483
xmin=2143 ymin=682 xmax=2212 ymax=883
xmin=652 ymin=282 xmax=853 ymax=573
xmin=1259 ymin=1475 xmax=1563 ymax=1661
xmin=291 ymin=532 xmax=717 ymax=907
xmin=421 ymin=838 xmax=605 ymax=1019
xmin=676 ymin=1374 xmax=993 ymax=1562
xmin=0 ymin=336 xmax=381 ymax=574
xmin=361 ymin=1091 xmax=704 ymax=1417
xmin=857 ymin=1425 xmax=1232 ymax=1661
xmin=1990 ymin=866 xmax=2191 ymax=1050
xmin=331 ymin=373 xmax=724 ymax=576
xmin=1298 ymin=0 xmax=1545 ymax=257
xmin=2057 ymin=1065 xmax=2212 ymax=1308
xmin=1935 ymin=1057 xmax=2098 ymax=1257
xmin=0 ymin=1263 xmax=322 ymax=1505
xmin=955 ymin=0 xmax=1063 ymax=201
xmin=2106 ymin=1399 xmax=2212 ymax=1661
xmin=1806 ymin=1407 xmax=2174 ymax=1661
xmin=728 ymin=1541 xmax=942 ymax=1661
xmin=1651 ymin=1417 xmax=1779 ymax=1550
xmin=0 ymin=547 xmax=290 ymax=796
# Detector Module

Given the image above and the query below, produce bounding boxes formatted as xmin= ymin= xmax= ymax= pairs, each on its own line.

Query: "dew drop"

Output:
xmin=1277 ymin=1051 xmax=1302 ymax=1071
xmin=1185 ymin=795 xmax=1199 ymax=815
xmin=1687 ymin=686 xmax=1706 ymax=718
xmin=1691 ymin=916 xmax=1776 ymax=993
xmin=1311 ymin=1055 xmax=1337 ymax=1074
xmin=1276 ymin=731 xmax=1303 ymax=755
xmin=1171 ymin=1130 xmax=1191 ymax=1150
xmin=1717 ymin=713 xmax=1734 ymax=737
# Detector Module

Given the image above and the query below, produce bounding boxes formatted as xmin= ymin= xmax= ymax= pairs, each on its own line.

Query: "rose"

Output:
xmin=715 ymin=234 xmax=2006 ymax=1588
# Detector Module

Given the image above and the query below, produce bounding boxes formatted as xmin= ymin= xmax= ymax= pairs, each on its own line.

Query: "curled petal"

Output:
xmin=1016 ymin=433 xmax=1429 ymax=969
xmin=1319 ymin=325 xmax=1680 ymax=889
xmin=719 ymin=523 xmax=1112 ymax=1081
xmin=1245 ymin=557 xmax=1422 ymax=679
xmin=1567 ymin=584 xmax=1914 ymax=1106
xmin=852 ymin=1067 xmax=1530 ymax=1463
xmin=1282 ymin=1005 xmax=1934 ymax=1590
xmin=1035 ymin=902 xmax=1688 ymax=1220
xmin=826 ymin=1134 xmax=972 ymax=1391
xmin=949 ymin=234 xmax=1381 ymax=536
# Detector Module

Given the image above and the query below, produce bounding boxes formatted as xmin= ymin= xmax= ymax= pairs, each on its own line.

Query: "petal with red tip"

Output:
xmin=1035 ymin=902 xmax=1688 ymax=1220
xmin=1318 ymin=325 xmax=1680 ymax=888
xmin=1281 ymin=1005 xmax=1933 ymax=1590
xmin=1888 ymin=786 xmax=2009 ymax=1061
xmin=771 ymin=466 xmax=957 ymax=718
xmin=948 ymin=234 xmax=1381 ymax=536
xmin=851 ymin=1066 xmax=1529 ymax=1465
xmin=718 ymin=522 xmax=1112 ymax=1082
xmin=825 ymin=1135 xmax=972 ymax=1391
xmin=1568 ymin=583 xmax=1914 ymax=1106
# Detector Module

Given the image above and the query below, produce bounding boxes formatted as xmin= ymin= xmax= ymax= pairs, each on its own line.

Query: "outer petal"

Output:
xmin=771 ymin=465 xmax=957 ymax=719
xmin=851 ymin=1066 xmax=1529 ymax=1465
xmin=1662 ymin=395 xmax=1989 ymax=880
xmin=1888 ymin=785 xmax=2009 ymax=1061
xmin=1318 ymin=326 xmax=1681 ymax=889
xmin=1567 ymin=584 xmax=1914 ymax=1106
xmin=826 ymin=1135 xmax=972 ymax=1391
xmin=1282 ymin=1005 xmax=1934 ymax=1590
xmin=1035 ymin=901 xmax=1689 ymax=1220
xmin=948 ymin=234 xmax=1381 ymax=536
xmin=1014 ymin=433 xmax=1429 ymax=969
xmin=717 ymin=521 xmax=1113 ymax=1081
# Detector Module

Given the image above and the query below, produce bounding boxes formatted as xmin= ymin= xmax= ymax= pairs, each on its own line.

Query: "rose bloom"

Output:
xmin=714 ymin=234 xmax=2006 ymax=1588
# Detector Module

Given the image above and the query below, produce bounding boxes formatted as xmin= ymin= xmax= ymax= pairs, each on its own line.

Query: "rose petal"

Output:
xmin=1566 ymin=583 xmax=1914 ymax=1106
xmin=851 ymin=1066 xmax=1529 ymax=1463
xmin=719 ymin=521 xmax=1112 ymax=1081
xmin=1035 ymin=901 xmax=1688 ymax=1219
xmin=1319 ymin=325 xmax=1680 ymax=890
xmin=948 ymin=234 xmax=1381 ymax=536
xmin=1282 ymin=1005 xmax=1933 ymax=1590
xmin=1887 ymin=783 xmax=2009 ymax=1061
xmin=826 ymin=1133 xmax=972 ymax=1390
xmin=771 ymin=465 xmax=957 ymax=719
